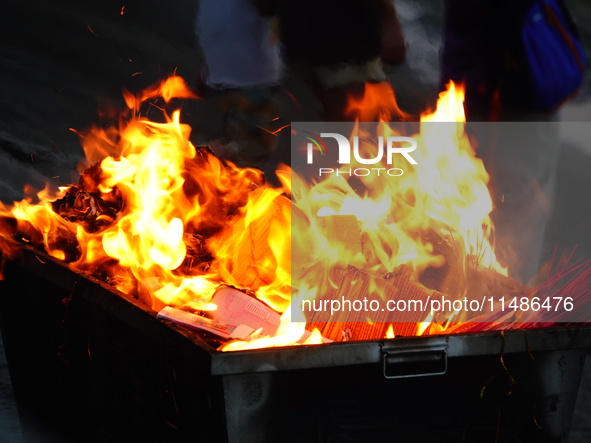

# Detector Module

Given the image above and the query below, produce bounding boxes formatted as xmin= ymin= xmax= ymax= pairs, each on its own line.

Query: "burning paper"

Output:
xmin=0 ymin=76 xmax=585 ymax=352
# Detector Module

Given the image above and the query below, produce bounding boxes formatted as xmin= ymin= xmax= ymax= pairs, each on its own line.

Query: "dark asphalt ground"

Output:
xmin=0 ymin=1 xmax=590 ymax=442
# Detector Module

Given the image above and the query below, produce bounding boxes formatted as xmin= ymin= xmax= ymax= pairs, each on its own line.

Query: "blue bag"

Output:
xmin=520 ymin=0 xmax=587 ymax=111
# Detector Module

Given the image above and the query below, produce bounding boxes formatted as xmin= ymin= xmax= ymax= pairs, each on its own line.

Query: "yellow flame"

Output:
xmin=0 ymin=78 xmax=510 ymax=350
xmin=290 ymin=80 xmax=506 ymax=334
xmin=385 ymin=324 xmax=395 ymax=339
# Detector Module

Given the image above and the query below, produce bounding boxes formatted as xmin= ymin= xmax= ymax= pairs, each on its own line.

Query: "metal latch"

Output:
xmin=382 ymin=343 xmax=447 ymax=379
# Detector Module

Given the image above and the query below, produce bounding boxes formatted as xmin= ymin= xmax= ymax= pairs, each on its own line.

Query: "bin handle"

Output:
xmin=382 ymin=345 xmax=447 ymax=379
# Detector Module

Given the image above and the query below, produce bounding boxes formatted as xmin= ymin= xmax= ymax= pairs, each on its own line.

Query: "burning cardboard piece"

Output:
xmin=299 ymin=212 xmax=531 ymax=341
xmin=306 ymin=265 xmax=442 ymax=341
xmin=303 ymin=263 xmax=532 ymax=341
xmin=297 ymin=212 xmax=440 ymax=340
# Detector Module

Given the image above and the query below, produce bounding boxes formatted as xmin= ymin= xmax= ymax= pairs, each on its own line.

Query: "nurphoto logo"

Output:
xmin=305 ymin=131 xmax=418 ymax=177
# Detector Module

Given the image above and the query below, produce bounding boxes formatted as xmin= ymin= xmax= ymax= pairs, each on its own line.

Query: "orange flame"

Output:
xmin=0 ymin=76 xmax=288 ymax=316
xmin=290 ymin=81 xmax=506 ymax=339
xmin=345 ymin=82 xmax=408 ymax=121
xmin=0 ymin=77 xmax=511 ymax=350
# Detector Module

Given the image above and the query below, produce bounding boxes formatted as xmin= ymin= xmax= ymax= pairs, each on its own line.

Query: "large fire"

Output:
xmin=0 ymin=76 xmax=536 ymax=351
xmin=287 ymin=81 xmax=515 ymax=342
